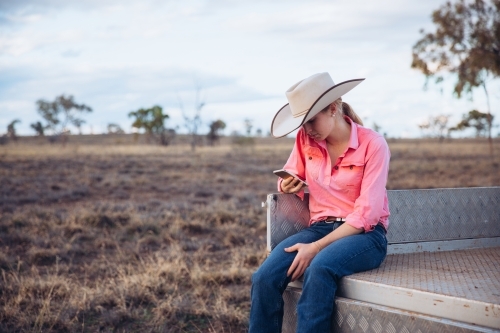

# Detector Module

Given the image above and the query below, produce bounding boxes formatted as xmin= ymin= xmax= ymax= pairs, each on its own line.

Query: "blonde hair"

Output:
xmin=334 ymin=98 xmax=363 ymax=126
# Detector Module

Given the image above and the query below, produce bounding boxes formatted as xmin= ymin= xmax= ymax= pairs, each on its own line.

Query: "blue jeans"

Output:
xmin=249 ymin=222 xmax=387 ymax=333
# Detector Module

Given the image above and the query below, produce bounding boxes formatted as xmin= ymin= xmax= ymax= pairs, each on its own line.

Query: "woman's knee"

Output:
xmin=251 ymin=265 xmax=278 ymax=288
xmin=251 ymin=267 xmax=265 ymax=285
xmin=252 ymin=258 xmax=291 ymax=292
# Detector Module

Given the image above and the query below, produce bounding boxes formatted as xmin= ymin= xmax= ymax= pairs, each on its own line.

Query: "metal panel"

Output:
xmin=267 ymin=193 xmax=310 ymax=252
xmin=268 ymin=187 xmax=500 ymax=251
xmin=386 ymin=187 xmax=500 ymax=243
xmin=283 ymin=290 xmax=498 ymax=333
xmin=387 ymin=237 xmax=500 ymax=254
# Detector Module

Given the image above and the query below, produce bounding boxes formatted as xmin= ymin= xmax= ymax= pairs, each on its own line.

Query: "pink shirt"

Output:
xmin=279 ymin=117 xmax=390 ymax=232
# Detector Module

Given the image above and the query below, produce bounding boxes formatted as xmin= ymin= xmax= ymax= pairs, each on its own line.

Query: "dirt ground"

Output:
xmin=0 ymin=135 xmax=499 ymax=332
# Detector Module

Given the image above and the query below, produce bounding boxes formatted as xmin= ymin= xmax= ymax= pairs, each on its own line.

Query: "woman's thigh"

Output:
xmin=308 ymin=225 xmax=387 ymax=278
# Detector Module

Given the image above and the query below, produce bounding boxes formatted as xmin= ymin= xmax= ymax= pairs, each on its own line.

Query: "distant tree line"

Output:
xmin=419 ymin=110 xmax=496 ymax=139
xmin=1 ymin=95 xmax=93 ymax=145
xmin=1 ymin=91 xmax=234 ymax=150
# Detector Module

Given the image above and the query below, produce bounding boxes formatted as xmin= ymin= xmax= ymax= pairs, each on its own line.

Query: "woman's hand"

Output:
xmin=284 ymin=242 xmax=320 ymax=282
xmin=280 ymin=177 xmax=305 ymax=194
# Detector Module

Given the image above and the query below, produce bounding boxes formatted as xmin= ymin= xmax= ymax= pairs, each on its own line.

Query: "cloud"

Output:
xmin=0 ymin=64 xmax=270 ymax=103
xmin=0 ymin=0 xmax=171 ymax=25
xmin=61 ymin=49 xmax=81 ymax=57
xmin=0 ymin=0 xmax=68 ymax=25
xmin=223 ymin=0 xmax=435 ymax=39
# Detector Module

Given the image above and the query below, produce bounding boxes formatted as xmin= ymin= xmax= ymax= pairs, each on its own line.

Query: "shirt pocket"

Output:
xmin=337 ymin=161 xmax=365 ymax=194
xmin=304 ymin=147 xmax=323 ymax=180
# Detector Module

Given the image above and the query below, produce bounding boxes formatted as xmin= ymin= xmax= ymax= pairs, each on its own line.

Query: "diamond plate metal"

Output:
xmin=282 ymin=290 xmax=497 ymax=333
xmin=337 ymin=247 xmax=500 ymax=330
xmin=268 ymin=187 xmax=500 ymax=250
xmin=268 ymin=193 xmax=310 ymax=251
xmin=349 ymin=247 xmax=500 ymax=304
xmin=387 ymin=188 xmax=500 ymax=243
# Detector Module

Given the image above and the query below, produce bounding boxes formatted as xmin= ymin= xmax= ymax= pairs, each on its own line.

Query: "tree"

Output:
xmin=418 ymin=114 xmax=451 ymax=139
xmin=30 ymin=121 xmax=46 ymax=136
xmin=449 ymin=109 xmax=494 ymax=137
xmin=36 ymin=95 xmax=92 ymax=138
xmin=128 ymin=105 xmax=173 ymax=145
xmin=107 ymin=123 xmax=125 ymax=134
xmin=206 ymin=119 xmax=226 ymax=146
xmin=411 ymin=0 xmax=500 ymax=150
xmin=7 ymin=119 xmax=21 ymax=141
xmin=179 ymin=86 xmax=205 ymax=151
xmin=244 ymin=118 xmax=253 ymax=136
xmin=232 ymin=119 xmax=255 ymax=148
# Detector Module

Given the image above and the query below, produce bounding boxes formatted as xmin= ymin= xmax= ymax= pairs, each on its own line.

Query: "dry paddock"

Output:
xmin=0 ymin=136 xmax=499 ymax=332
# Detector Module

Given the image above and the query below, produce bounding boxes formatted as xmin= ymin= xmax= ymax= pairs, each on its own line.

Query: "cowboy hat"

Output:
xmin=271 ymin=72 xmax=364 ymax=138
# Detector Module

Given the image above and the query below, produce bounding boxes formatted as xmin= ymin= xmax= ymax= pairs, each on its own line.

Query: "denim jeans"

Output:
xmin=249 ymin=222 xmax=387 ymax=333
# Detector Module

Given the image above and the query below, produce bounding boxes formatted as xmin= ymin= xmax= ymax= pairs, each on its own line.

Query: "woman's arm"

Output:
xmin=345 ymin=136 xmax=390 ymax=232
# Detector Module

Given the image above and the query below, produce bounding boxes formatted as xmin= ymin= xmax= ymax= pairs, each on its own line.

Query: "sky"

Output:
xmin=0 ymin=0 xmax=498 ymax=138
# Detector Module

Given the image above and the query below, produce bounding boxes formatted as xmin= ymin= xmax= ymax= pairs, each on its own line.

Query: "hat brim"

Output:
xmin=271 ymin=78 xmax=365 ymax=138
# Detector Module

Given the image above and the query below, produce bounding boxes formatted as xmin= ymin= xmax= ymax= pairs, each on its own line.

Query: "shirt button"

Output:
xmin=334 ymin=166 xmax=339 ymax=170
xmin=309 ymin=157 xmax=312 ymax=160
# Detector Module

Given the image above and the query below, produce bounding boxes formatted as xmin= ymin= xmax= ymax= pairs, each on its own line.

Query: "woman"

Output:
xmin=249 ymin=72 xmax=390 ymax=333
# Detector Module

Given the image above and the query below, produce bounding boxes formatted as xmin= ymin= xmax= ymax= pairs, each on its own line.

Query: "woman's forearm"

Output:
xmin=314 ymin=223 xmax=363 ymax=251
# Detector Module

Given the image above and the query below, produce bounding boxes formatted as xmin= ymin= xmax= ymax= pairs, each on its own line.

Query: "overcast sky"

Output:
xmin=0 ymin=0 xmax=498 ymax=137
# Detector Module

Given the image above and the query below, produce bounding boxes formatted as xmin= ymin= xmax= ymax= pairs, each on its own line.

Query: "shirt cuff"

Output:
xmin=296 ymin=190 xmax=305 ymax=201
xmin=345 ymin=214 xmax=372 ymax=232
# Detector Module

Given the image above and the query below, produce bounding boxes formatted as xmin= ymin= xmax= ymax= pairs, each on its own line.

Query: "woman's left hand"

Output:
xmin=284 ymin=242 xmax=320 ymax=282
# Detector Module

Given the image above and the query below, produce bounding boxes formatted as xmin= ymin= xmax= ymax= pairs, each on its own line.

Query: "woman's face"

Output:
xmin=302 ymin=106 xmax=335 ymax=140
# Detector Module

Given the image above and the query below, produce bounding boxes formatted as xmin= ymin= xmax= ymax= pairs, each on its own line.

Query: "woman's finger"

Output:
xmin=284 ymin=243 xmax=301 ymax=252
xmin=287 ymin=258 xmax=298 ymax=277
xmin=291 ymin=263 xmax=300 ymax=281
xmin=281 ymin=177 xmax=294 ymax=188
xmin=292 ymin=181 xmax=303 ymax=191
xmin=282 ymin=178 xmax=304 ymax=194
xmin=292 ymin=262 xmax=305 ymax=281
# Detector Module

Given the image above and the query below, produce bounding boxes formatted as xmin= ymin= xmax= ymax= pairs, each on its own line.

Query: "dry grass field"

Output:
xmin=0 ymin=135 xmax=499 ymax=332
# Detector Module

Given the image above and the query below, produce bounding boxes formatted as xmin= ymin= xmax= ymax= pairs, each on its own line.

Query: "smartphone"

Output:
xmin=273 ymin=169 xmax=308 ymax=186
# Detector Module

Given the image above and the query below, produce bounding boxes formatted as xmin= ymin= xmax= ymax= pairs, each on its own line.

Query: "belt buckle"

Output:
xmin=325 ymin=217 xmax=346 ymax=223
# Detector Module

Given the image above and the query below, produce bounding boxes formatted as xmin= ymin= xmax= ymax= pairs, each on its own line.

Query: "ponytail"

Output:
xmin=341 ymin=101 xmax=363 ymax=126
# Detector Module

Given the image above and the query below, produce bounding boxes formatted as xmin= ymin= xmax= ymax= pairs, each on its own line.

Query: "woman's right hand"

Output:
xmin=280 ymin=177 xmax=305 ymax=194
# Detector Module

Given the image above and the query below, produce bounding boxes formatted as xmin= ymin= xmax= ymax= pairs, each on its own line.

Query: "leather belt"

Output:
xmin=324 ymin=217 xmax=346 ymax=223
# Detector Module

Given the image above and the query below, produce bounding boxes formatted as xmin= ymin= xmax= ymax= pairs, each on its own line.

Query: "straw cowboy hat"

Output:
xmin=271 ymin=72 xmax=364 ymax=138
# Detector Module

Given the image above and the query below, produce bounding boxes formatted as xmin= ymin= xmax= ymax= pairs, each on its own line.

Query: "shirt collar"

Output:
xmin=346 ymin=116 xmax=360 ymax=150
